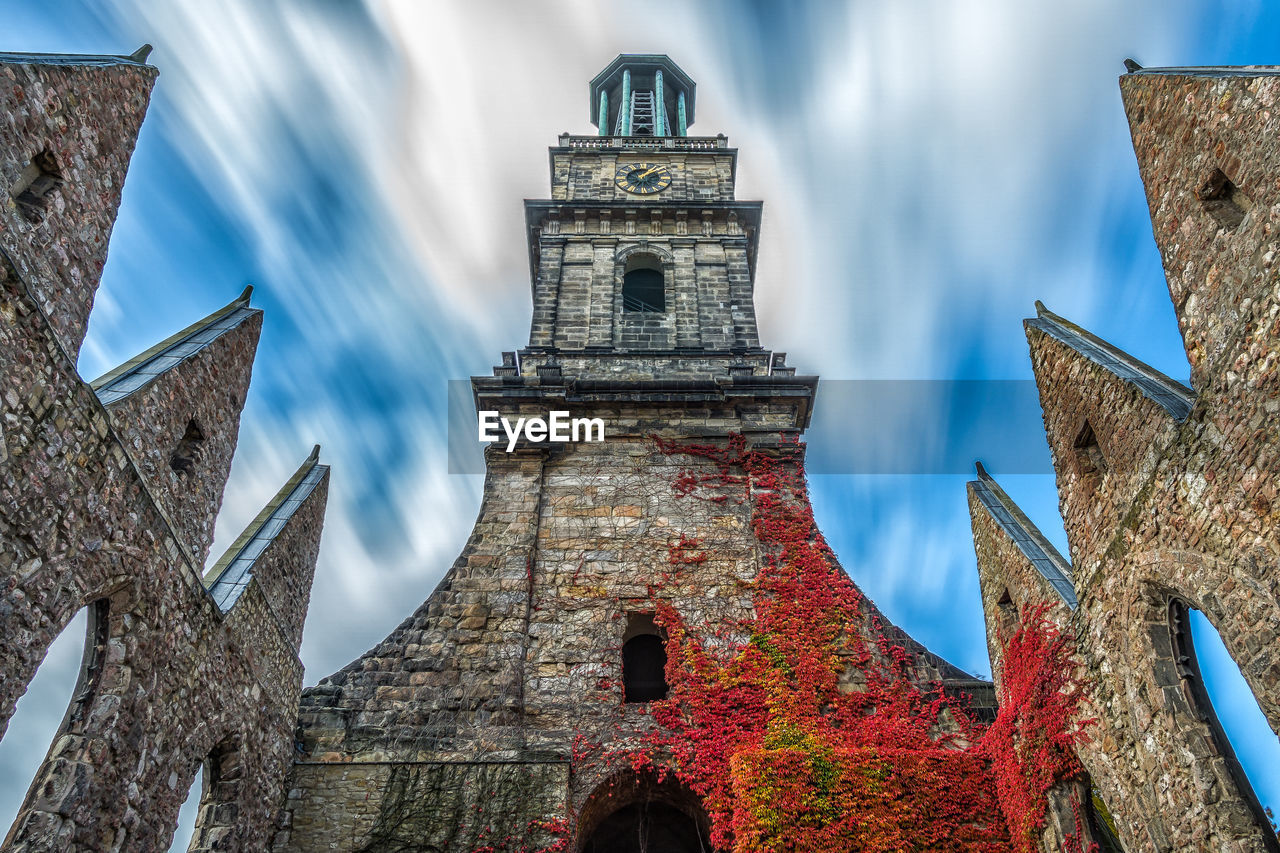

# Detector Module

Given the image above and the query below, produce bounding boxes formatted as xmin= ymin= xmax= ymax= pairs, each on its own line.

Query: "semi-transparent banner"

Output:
xmin=447 ymin=379 xmax=1086 ymax=476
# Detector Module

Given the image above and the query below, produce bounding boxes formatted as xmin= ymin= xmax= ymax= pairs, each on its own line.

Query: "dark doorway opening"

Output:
xmin=578 ymin=769 xmax=712 ymax=853
xmin=581 ymin=800 xmax=709 ymax=853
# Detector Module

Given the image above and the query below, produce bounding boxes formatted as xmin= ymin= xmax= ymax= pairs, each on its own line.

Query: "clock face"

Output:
xmin=615 ymin=162 xmax=673 ymax=195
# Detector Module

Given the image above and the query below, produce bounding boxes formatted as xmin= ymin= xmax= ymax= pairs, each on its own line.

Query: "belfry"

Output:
xmin=279 ymin=54 xmax=994 ymax=852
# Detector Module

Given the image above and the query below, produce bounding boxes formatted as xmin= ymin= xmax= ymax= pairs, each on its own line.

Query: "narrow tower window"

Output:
xmin=622 ymin=612 xmax=668 ymax=703
xmin=170 ymin=419 xmax=206 ymax=474
xmin=622 ymin=254 xmax=664 ymax=312
xmin=11 ymin=149 xmax=63 ymax=224
xmin=1196 ymin=167 xmax=1251 ymax=231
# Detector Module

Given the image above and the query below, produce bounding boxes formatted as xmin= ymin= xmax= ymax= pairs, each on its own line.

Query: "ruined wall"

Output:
xmin=100 ymin=308 xmax=262 ymax=567
xmin=0 ymin=53 xmax=156 ymax=356
xmin=971 ymin=66 xmax=1280 ymax=853
xmin=1120 ymin=69 xmax=1280 ymax=389
xmin=0 ymin=53 xmax=329 ymax=852
xmin=0 ymin=247 xmax=328 ymax=852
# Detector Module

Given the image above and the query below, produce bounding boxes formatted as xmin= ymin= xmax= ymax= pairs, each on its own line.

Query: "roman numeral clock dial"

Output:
xmin=615 ymin=162 xmax=673 ymax=194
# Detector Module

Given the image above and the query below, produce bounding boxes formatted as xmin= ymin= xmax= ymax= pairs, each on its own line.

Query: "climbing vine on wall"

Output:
xmin=979 ymin=602 xmax=1094 ymax=853
xmin=628 ymin=434 xmax=1012 ymax=852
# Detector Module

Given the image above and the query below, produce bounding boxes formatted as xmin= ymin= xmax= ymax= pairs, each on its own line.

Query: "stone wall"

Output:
xmin=99 ymin=308 xmax=262 ymax=567
xmin=525 ymin=203 xmax=762 ymax=360
xmin=0 ymin=53 xmax=329 ymax=852
xmin=0 ymin=53 xmax=156 ymax=357
xmin=283 ymin=405 xmax=981 ymax=850
xmin=1120 ymin=69 xmax=1280 ymax=389
xmin=970 ymin=66 xmax=1280 ymax=853
xmin=551 ymin=148 xmax=737 ymax=203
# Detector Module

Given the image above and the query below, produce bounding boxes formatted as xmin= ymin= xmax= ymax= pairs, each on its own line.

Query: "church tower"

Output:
xmin=279 ymin=55 xmax=992 ymax=853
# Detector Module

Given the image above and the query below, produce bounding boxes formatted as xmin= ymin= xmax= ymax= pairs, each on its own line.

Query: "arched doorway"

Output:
xmin=577 ymin=769 xmax=712 ymax=853
xmin=582 ymin=800 xmax=707 ymax=853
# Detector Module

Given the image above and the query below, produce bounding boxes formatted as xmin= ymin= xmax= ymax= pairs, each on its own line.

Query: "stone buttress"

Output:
xmin=971 ymin=64 xmax=1280 ymax=853
xmin=0 ymin=50 xmax=330 ymax=851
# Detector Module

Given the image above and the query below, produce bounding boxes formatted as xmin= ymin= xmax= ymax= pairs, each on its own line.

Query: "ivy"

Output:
xmin=978 ymin=602 xmax=1094 ymax=853
xmin=636 ymin=434 xmax=1012 ymax=851
xmin=554 ymin=434 xmax=1092 ymax=851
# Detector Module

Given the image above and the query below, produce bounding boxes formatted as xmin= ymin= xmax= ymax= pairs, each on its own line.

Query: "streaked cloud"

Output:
xmin=2 ymin=1 xmax=1278 ymax=844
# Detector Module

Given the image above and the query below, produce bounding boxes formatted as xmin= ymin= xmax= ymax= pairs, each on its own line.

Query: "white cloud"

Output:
xmin=13 ymin=0 xmax=1279 ymax=830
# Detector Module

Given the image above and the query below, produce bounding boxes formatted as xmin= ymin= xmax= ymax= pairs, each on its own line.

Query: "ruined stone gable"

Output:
xmin=0 ymin=49 xmax=329 ymax=852
xmin=970 ymin=65 xmax=1280 ymax=853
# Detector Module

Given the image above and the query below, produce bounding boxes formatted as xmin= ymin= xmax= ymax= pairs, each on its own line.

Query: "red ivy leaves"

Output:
xmin=557 ymin=434 xmax=1089 ymax=851
xmin=469 ymin=817 xmax=569 ymax=853
xmin=978 ymin=602 xmax=1094 ymax=852
xmin=637 ymin=434 xmax=1011 ymax=851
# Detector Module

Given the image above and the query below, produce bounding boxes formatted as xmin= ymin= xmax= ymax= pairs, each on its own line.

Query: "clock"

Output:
xmin=615 ymin=162 xmax=673 ymax=195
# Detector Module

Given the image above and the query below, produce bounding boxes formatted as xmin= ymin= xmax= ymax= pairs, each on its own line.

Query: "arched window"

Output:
xmin=170 ymin=765 xmax=202 ymax=851
xmin=622 ymin=254 xmax=664 ymax=313
xmin=1170 ymin=600 xmax=1280 ymax=839
xmin=1 ymin=600 xmax=106 ymax=837
xmin=622 ymin=613 xmax=668 ymax=703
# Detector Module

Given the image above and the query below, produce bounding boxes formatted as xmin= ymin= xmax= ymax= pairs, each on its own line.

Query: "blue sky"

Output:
xmin=3 ymin=0 xmax=1280 ymax=847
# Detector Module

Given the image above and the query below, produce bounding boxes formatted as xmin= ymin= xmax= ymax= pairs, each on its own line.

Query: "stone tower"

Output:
xmin=969 ymin=64 xmax=1280 ymax=852
xmin=280 ymin=55 xmax=994 ymax=852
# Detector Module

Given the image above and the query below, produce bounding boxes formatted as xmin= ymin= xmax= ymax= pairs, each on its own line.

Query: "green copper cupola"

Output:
xmin=590 ymin=54 xmax=696 ymax=137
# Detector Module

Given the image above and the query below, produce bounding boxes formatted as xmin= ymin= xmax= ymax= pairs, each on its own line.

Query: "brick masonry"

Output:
xmin=970 ymin=67 xmax=1280 ymax=853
